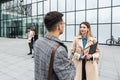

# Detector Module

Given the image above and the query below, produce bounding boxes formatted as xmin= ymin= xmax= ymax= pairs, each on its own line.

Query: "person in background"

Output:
xmin=34 ymin=11 xmax=76 ymax=80
xmin=31 ymin=28 xmax=38 ymax=58
xmin=27 ymin=27 xmax=35 ymax=55
xmin=70 ymin=22 xmax=100 ymax=80
xmin=32 ymin=28 xmax=38 ymax=42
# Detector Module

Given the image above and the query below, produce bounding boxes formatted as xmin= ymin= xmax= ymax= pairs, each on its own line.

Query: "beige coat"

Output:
xmin=71 ymin=36 xmax=100 ymax=80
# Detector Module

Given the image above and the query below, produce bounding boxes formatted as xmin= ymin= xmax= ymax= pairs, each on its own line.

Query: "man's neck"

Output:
xmin=48 ymin=31 xmax=59 ymax=38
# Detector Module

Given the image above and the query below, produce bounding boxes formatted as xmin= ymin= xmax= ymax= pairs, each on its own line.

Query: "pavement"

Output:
xmin=0 ymin=37 xmax=120 ymax=80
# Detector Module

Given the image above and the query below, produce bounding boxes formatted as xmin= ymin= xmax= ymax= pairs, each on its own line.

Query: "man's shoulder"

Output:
xmin=34 ymin=37 xmax=45 ymax=46
xmin=35 ymin=37 xmax=45 ymax=42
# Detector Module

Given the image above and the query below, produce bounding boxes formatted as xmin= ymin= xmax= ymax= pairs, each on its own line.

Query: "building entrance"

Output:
xmin=6 ymin=20 xmax=22 ymax=38
xmin=7 ymin=27 xmax=17 ymax=38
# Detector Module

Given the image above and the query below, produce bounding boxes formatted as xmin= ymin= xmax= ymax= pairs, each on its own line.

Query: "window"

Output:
xmin=58 ymin=0 xmax=65 ymax=12
xmin=86 ymin=10 xmax=97 ymax=23
xmin=99 ymin=8 xmax=111 ymax=23
xmin=67 ymin=0 xmax=75 ymax=11
xmin=76 ymin=24 xmax=79 ymax=35
xmin=59 ymin=29 xmax=65 ymax=41
xmin=87 ymin=0 xmax=97 ymax=9
xmin=76 ymin=0 xmax=85 ymax=10
xmin=51 ymin=0 xmax=57 ymax=11
xmin=32 ymin=0 xmax=37 ymax=3
xmin=99 ymin=0 xmax=111 ymax=8
xmin=32 ymin=3 xmax=37 ymax=16
xmin=113 ymin=0 xmax=120 ymax=6
xmin=38 ymin=16 xmax=44 ymax=36
xmin=91 ymin=25 xmax=97 ymax=38
xmin=98 ymin=24 xmax=111 ymax=43
xmin=76 ymin=11 xmax=85 ymax=24
xmin=112 ymin=24 xmax=120 ymax=39
xmin=66 ymin=25 xmax=75 ymax=41
xmin=38 ymin=2 xmax=43 ymax=15
xmin=66 ymin=12 xmax=75 ymax=24
xmin=44 ymin=0 xmax=49 ymax=14
xmin=27 ymin=0 xmax=31 ymax=4
xmin=23 ymin=0 xmax=27 ymax=5
xmin=2 ymin=3 xmax=6 ymax=10
xmin=113 ymin=7 xmax=120 ymax=23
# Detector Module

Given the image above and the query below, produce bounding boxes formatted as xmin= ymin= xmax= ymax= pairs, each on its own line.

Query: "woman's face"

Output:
xmin=80 ymin=24 xmax=89 ymax=36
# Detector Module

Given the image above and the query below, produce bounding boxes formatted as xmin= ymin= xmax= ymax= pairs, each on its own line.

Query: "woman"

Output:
xmin=27 ymin=27 xmax=35 ymax=55
xmin=31 ymin=27 xmax=38 ymax=58
xmin=70 ymin=22 xmax=100 ymax=80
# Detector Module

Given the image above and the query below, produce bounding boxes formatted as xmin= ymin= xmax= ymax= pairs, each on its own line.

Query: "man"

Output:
xmin=34 ymin=11 xmax=76 ymax=80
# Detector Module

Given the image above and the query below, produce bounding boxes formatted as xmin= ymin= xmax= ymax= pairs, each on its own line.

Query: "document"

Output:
xmin=89 ymin=42 xmax=98 ymax=54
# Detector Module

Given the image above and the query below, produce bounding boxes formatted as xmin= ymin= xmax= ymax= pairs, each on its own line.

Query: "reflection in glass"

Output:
xmin=0 ymin=0 xmax=45 ymax=38
xmin=1 ymin=21 xmax=3 ymax=28
xmin=27 ymin=17 xmax=32 ymax=27
xmin=2 ymin=3 xmax=6 ymax=10
xmin=22 ymin=18 xmax=27 ymax=27
xmin=67 ymin=0 xmax=75 ymax=11
xmin=23 ymin=0 xmax=27 ymax=5
xmin=51 ymin=0 xmax=57 ymax=11
xmin=87 ymin=0 xmax=97 ymax=9
xmin=113 ymin=7 xmax=120 ymax=23
xmin=76 ymin=0 xmax=85 ymax=10
xmin=58 ymin=0 xmax=65 ymax=12
xmin=38 ymin=0 xmax=43 ymax=1
xmin=66 ymin=12 xmax=75 ymax=24
xmin=91 ymin=25 xmax=97 ymax=38
xmin=76 ymin=24 xmax=80 ymax=36
xmin=59 ymin=27 xmax=65 ymax=41
xmin=27 ymin=0 xmax=31 ymax=4
xmin=3 ymin=21 xmax=7 ymax=37
xmin=1 ymin=10 xmax=3 ymax=20
xmin=98 ymin=24 xmax=111 ymax=43
xmin=38 ymin=2 xmax=43 ymax=15
xmin=32 ymin=0 xmax=37 ymax=3
xmin=76 ymin=11 xmax=85 ymax=24
xmin=86 ymin=10 xmax=97 ymax=23
xmin=112 ymin=24 xmax=120 ymax=39
xmin=99 ymin=8 xmax=111 ymax=23
xmin=32 ymin=3 xmax=37 ymax=16
xmin=99 ymin=0 xmax=111 ymax=8
xmin=32 ymin=17 xmax=37 ymax=24
xmin=14 ymin=0 xmax=18 ymax=7
xmin=22 ymin=26 xmax=27 ymax=38
xmin=0 ymin=27 xmax=3 ymax=36
xmin=5 ymin=1 xmax=11 ymax=10
xmin=38 ymin=16 xmax=44 ymax=37
xmin=62 ymin=13 xmax=65 ymax=23
xmin=0 ymin=0 xmax=120 ymax=43
xmin=113 ymin=0 xmax=120 ymax=6
xmin=44 ymin=0 xmax=49 ymax=14
xmin=66 ymin=25 xmax=75 ymax=41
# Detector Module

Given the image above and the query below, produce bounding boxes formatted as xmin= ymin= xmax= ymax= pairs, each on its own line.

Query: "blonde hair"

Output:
xmin=78 ymin=22 xmax=93 ymax=38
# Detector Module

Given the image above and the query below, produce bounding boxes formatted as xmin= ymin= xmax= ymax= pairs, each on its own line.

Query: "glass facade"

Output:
xmin=0 ymin=0 xmax=44 ymax=38
xmin=0 ymin=0 xmax=120 ymax=44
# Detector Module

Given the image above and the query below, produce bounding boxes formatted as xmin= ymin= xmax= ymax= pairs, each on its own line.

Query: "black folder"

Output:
xmin=89 ymin=42 xmax=98 ymax=54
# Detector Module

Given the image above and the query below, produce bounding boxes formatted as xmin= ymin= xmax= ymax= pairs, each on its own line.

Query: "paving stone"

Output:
xmin=0 ymin=38 xmax=120 ymax=80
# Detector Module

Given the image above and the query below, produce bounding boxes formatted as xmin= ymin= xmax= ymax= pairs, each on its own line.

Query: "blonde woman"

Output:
xmin=70 ymin=22 xmax=100 ymax=80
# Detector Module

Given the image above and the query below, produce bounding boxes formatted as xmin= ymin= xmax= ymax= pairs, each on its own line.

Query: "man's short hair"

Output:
xmin=44 ymin=11 xmax=63 ymax=31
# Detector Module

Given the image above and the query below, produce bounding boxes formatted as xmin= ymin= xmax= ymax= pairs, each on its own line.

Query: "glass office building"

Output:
xmin=0 ymin=0 xmax=120 ymax=44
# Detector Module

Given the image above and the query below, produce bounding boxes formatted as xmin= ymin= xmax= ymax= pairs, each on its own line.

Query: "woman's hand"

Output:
xmin=85 ymin=54 xmax=92 ymax=60
xmin=84 ymin=50 xmax=93 ymax=60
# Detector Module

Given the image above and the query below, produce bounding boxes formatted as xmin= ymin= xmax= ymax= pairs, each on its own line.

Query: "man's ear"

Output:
xmin=57 ymin=23 xmax=61 ymax=31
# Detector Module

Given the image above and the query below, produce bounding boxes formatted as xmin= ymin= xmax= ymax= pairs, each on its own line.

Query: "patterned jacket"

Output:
xmin=34 ymin=33 xmax=76 ymax=80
